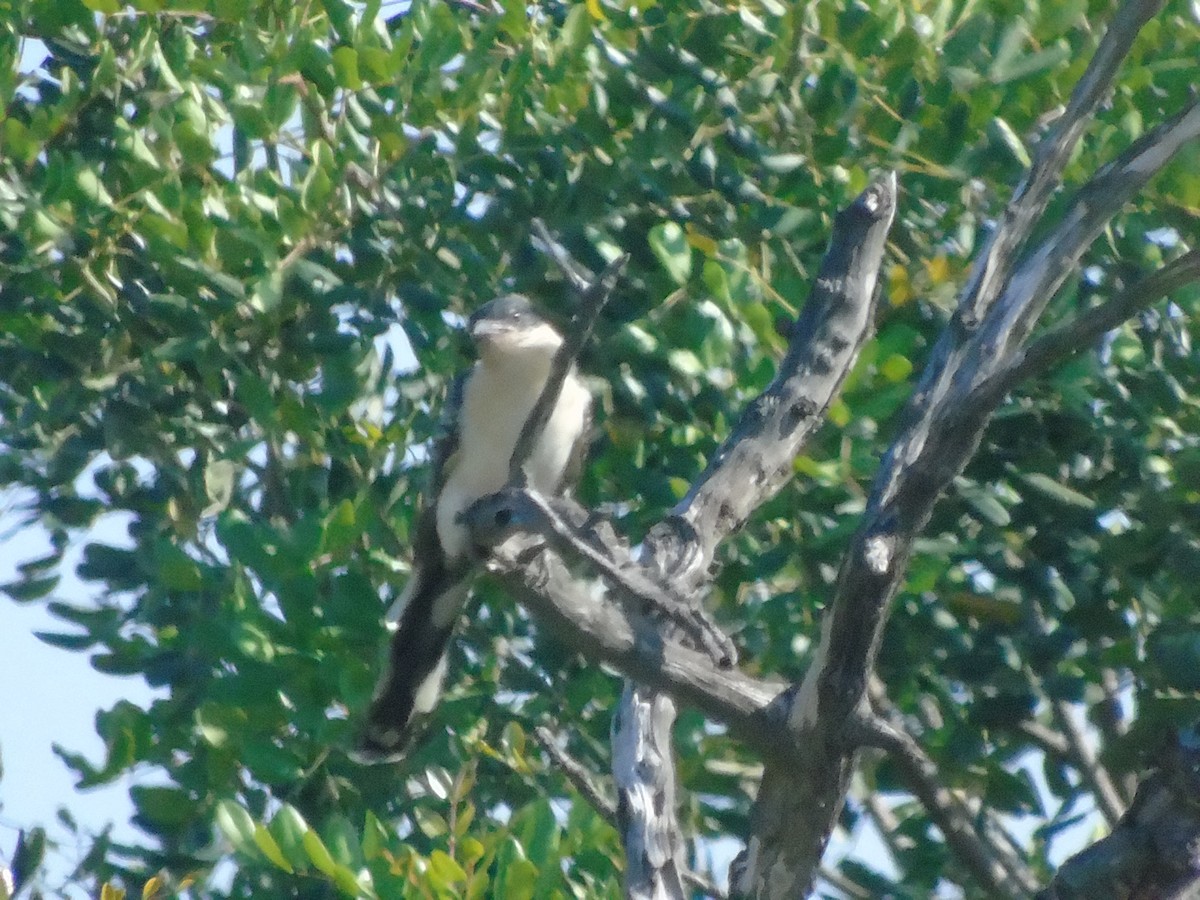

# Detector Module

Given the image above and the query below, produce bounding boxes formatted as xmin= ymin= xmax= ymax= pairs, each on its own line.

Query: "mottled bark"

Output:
xmin=462 ymin=2 xmax=1200 ymax=895
xmin=1038 ymin=725 xmax=1200 ymax=900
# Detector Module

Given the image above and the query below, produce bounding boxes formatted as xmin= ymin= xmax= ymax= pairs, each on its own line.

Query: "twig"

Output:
xmin=533 ymin=725 xmax=617 ymax=821
xmin=850 ymin=709 xmax=1037 ymax=898
xmin=954 ymin=0 xmax=1167 ymax=330
xmin=522 ymin=491 xmax=735 ymax=665
xmin=508 ymin=253 xmax=627 ymax=486
xmin=974 ymin=99 xmax=1200 ymax=362
xmin=1095 ymin=669 xmax=1138 ymax=804
xmin=1049 ymin=697 xmax=1128 ymax=827
xmin=532 ymin=725 xmax=730 ymax=900
xmin=974 ymin=247 xmax=1200 ymax=405
xmin=682 ymin=868 xmax=730 ymax=900
xmin=858 ymin=790 xmax=908 ymax=864
xmin=1018 ymin=719 xmax=1072 ymax=757
xmin=818 ymin=862 xmax=876 ymax=900
xmin=530 ymin=219 xmax=595 ymax=293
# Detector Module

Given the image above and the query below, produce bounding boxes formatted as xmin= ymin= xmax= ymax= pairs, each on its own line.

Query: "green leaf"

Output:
xmin=1018 ymin=472 xmax=1096 ymax=509
xmin=322 ymin=498 xmax=359 ymax=557
xmin=35 ymin=631 xmax=95 ymax=651
xmin=303 ymin=828 xmax=339 ymax=877
xmin=990 ymin=117 xmax=1031 ymax=168
xmin=1149 ymin=626 xmax=1200 ymax=691
xmin=2 ymin=575 xmax=59 ymax=602
xmin=428 ymin=849 xmax=467 ymax=885
xmin=332 ymin=47 xmax=362 ymax=89
xmin=648 ymin=222 xmax=692 ymax=285
xmin=12 ymin=827 xmax=46 ymax=890
xmin=254 ymin=823 xmax=294 ymax=874
xmin=991 ymin=44 xmax=1073 ymax=84
xmin=131 ymin=786 xmax=194 ymax=828
xmin=270 ymin=804 xmax=311 ymax=872
xmin=361 ymin=811 xmax=388 ymax=861
xmin=155 ymin=543 xmax=203 ymax=591
xmin=215 ymin=800 xmax=258 ymax=857
xmin=493 ymin=837 xmax=538 ymax=897
xmin=880 ymin=353 xmax=913 ymax=382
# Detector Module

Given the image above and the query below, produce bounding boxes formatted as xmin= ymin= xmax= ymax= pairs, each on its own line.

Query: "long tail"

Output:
xmin=356 ymin=571 xmax=469 ymax=762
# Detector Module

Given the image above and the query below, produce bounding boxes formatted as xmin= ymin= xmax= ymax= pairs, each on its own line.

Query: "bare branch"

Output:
xmin=955 ymin=0 xmax=1166 ymax=330
xmin=1037 ymin=723 xmax=1200 ymax=899
xmin=1096 ymin=669 xmax=1139 ymax=805
xmin=1019 ymin=719 xmax=1072 ymax=757
xmin=817 ymin=863 xmax=876 ymax=900
xmin=533 ymin=725 xmax=730 ymax=900
xmin=859 ymin=790 xmax=906 ymax=862
xmin=626 ymin=175 xmax=894 ymax=900
xmin=508 ymin=253 xmax=627 ymax=486
xmin=1049 ymin=697 xmax=1128 ymax=827
xmin=684 ymin=868 xmax=731 ymax=900
xmin=477 ymin=526 xmax=784 ymax=739
xmin=475 ymin=489 xmax=734 ymax=667
xmin=975 ymin=247 xmax=1200 ymax=405
xmin=534 ymin=725 xmax=618 ymax=822
xmin=733 ymin=9 xmax=1180 ymax=893
xmin=1016 ymin=599 xmax=1129 ymax=827
xmin=667 ymin=173 xmax=898 ymax=573
xmin=853 ymin=697 xmax=1038 ymax=897
xmin=973 ymin=99 xmax=1200 ymax=365
xmin=530 ymin=219 xmax=596 ymax=294
xmin=613 ymin=684 xmax=689 ymax=900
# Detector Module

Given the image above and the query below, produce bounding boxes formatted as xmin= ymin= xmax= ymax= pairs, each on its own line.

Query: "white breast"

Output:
xmin=435 ymin=361 xmax=589 ymax=559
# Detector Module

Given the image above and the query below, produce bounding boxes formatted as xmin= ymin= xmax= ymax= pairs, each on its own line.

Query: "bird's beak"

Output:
xmin=471 ymin=319 xmax=515 ymax=343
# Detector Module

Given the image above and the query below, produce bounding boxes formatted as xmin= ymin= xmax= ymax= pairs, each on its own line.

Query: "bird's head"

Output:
xmin=468 ymin=294 xmax=564 ymax=363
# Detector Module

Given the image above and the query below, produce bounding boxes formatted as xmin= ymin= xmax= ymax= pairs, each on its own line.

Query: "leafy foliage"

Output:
xmin=1 ymin=0 xmax=1197 ymax=895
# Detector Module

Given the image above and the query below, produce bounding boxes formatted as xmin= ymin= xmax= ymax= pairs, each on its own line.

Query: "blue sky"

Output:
xmin=0 ymin=504 xmax=159 ymax=895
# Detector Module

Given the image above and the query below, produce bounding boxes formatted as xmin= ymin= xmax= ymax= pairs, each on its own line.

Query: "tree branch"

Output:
xmin=1037 ymin=723 xmax=1200 ymax=899
xmin=856 ymin=691 xmax=1038 ymax=897
xmin=972 ymin=98 xmax=1200 ymax=367
xmin=612 ymin=683 xmax=689 ymax=900
xmin=628 ymin=175 xmax=895 ymax=900
xmin=1048 ymin=696 xmax=1128 ymax=827
xmin=732 ymin=6 xmax=1179 ymax=893
xmin=533 ymin=724 xmax=618 ymax=821
xmin=532 ymin=725 xmax=730 ymax=900
xmin=1019 ymin=719 xmax=1072 ymax=757
xmin=854 ymin=717 xmax=1019 ymax=896
xmin=666 ymin=173 xmax=898 ymax=574
xmin=954 ymin=0 xmax=1166 ymax=331
xmin=490 ymin=488 xmax=735 ymax=665
xmin=474 ymin=520 xmax=785 ymax=743
xmin=975 ymin=247 xmax=1200 ymax=405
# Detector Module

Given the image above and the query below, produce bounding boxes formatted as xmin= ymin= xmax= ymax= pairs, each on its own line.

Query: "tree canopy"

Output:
xmin=1 ymin=0 xmax=1198 ymax=896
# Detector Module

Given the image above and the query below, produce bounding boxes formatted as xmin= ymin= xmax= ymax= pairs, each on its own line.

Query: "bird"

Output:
xmin=357 ymin=294 xmax=592 ymax=761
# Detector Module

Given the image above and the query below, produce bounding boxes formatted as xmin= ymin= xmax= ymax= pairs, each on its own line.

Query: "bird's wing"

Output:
xmin=407 ymin=371 xmax=467 ymax=569
xmin=556 ymin=374 xmax=593 ymax=495
xmin=358 ymin=373 xmax=471 ymax=761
